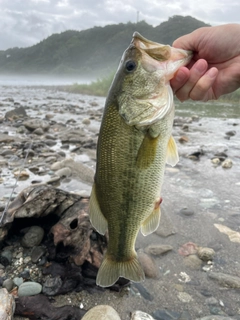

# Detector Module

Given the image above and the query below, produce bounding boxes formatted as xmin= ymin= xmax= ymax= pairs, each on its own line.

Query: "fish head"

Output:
xmin=109 ymin=32 xmax=192 ymax=126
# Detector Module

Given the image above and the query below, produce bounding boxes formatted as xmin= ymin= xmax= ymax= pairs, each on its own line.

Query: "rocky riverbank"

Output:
xmin=0 ymin=86 xmax=240 ymax=320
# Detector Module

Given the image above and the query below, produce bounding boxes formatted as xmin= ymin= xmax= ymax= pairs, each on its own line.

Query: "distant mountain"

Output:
xmin=0 ymin=16 xmax=210 ymax=77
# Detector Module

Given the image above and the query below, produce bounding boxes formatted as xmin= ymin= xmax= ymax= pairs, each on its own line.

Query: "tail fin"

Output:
xmin=96 ymin=254 xmax=145 ymax=287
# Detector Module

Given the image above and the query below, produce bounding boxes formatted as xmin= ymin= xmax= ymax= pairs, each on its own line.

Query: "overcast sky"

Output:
xmin=0 ymin=0 xmax=239 ymax=50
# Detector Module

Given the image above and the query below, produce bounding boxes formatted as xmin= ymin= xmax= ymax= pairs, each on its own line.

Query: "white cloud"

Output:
xmin=0 ymin=0 xmax=239 ymax=50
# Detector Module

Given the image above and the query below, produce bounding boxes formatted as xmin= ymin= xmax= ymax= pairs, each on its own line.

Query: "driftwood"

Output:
xmin=0 ymin=185 xmax=129 ymax=318
xmin=0 ymin=185 xmax=107 ymax=268
xmin=15 ymin=294 xmax=86 ymax=320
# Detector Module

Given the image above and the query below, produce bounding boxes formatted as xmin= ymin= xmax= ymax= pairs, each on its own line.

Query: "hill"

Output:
xmin=0 ymin=15 xmax=210 ymax=77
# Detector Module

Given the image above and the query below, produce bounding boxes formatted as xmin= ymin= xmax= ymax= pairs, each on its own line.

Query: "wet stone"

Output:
xmin=18 ymin=269 xmax=30 ymax=280
xmin=144 ymin=244 xmax=173 ymax=256
xmin=205 ymin=297 xmax=219 ymax=306
xmin=3 ymin=278 xmax=14 ymax=292
xmin=225 ymin=130 xmax=236 ymax=136
xmin=1 ymin=250 xmax=13 ymax=265
xmin=54 ymin=167 xmax=72 ymax=178
xmin=0 ymin=288 xmax=15 ymax=319
xmin=179 ymin=208 xmax=194 ymax=216
xmin=183 ymin=254 xmax=202 ymax=270
xmin=222 ymin=159 xmax=232 ymax=168
xmin=137 ymin=250 xmax=160 ymax=279
xmin=24 ymin=119 xmax=50 ymax=132
xmin=208 ymin=272 xmax=240 ymax=288
xmin=42 ymin=276 xmax=62 ymax=296
xmin=197 ymin=247 xmax=215 ymax=261
xmin=82 ymin=305 xmax=121 ymax=320
xmin=131 ymin=311 xmax=155 ymax=320
xmin=45 ymin=139 xmax=57 ymax=146
xmin=178 ymin=310 xmax=191 ymax=320
xmin=33 ymin=128 xmax=44 ymax=135
xmin=13 ymin=277 xmax=24 ymax=287
xmin=18 ymin=281 xmax=42 ymax=297
xmin=177 ymin=292 xmax=193 ymax=303
xmin=5 ymin=106 xmax=27 ymax=120
xmin=153 ymin=309 xmax=181 ymax=320
xmin=21 ymin=226 xmax=45 ymax=248
xmin=31 ymin=246 xmax=46 ymax=263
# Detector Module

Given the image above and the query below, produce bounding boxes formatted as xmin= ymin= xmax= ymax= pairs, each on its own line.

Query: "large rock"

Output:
xmin=82 ymin=305 xmax=121 ymax=320
xmin=0 ymin=288 xmax=15 ymax=320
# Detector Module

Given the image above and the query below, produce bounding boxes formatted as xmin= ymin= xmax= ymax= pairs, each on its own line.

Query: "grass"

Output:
xmin=65 ymin=72 xmax=115 ymax=97
xmin=63 ymin=72 xmax=240 ymax=104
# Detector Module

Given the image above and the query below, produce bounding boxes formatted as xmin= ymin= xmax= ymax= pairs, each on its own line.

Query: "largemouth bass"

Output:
xmin=89 ymin=32 xmax=192 ymax=287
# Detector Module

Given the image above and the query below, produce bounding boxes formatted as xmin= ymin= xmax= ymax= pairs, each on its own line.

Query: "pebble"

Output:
xmin=197 ymin=247 xmax=215 ymax=261
xmin=205 ymin=297 xmax=219 ymax=306
xmin=155 ymin=208 xmax=176 ymax=237
xmin=144 ymin=244 xmax=173 ymax=256
xmin=131 ymin=311 xmax=154 ymax=320
xmin=18 ymin=281 xmax=42 ymax=296
xmin=225 ymin=130 xmax=236 ymax=136
xmin=177 ymin=292 xmax=193 ymax=303
xmin=31 ymin=246 xmax=46 ymax=263
xmin=179 ymin=208 xmax=194 ymax=216
xmin=24 ymin=119 xmax=50 ymax=132
xmin=2 ymin=278 xmax=14 ymax=292
xmin=81 ymin=305 xmax=121 ymax=320
xmin=153 ymin=309 xmax=180 ymax=320
xmin=42 ymin=276 xmax=62 ymax=295
xmin=21 ymin=226 xmax=45 ymax=248
xmin=1 ymin=250 xmax=13 ymax=265
xmin=183 ymin=254 xmax=202 ymax=270
xmin=137 ymin=250 xmax=160 ymax=279
xmin=208 ymin=272 xmax=240 ymax=288
xmin=54 ymin=167 xmax=72 ymax=178
xmin=33 ymin=128 xmax=44 ymax=135
xmin=82 ymin=118 xmax=91 ymax=125
xmin=13 ymin=277 xmax=24 ymax=287
xmin=18 ymin=269 xmax=30 ymax=280
xmin=178 ymin=311 xmax=191 ymax=320
xmin=222 ymin=159 xmax=232 ymax=168
xmin=211 ymin=158 xmax=220 ymax=165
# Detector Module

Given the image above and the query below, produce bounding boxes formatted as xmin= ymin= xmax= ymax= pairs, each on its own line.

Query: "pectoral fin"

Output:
xmin=166 ymin=136 xmax=179 ymax=167
xmin=141 ymin=198 xmax=162 ymax=236
xmin=89 ymin=183 xmax=108 ymax=235
xmin=136 ymin=134 xmax=159 ymax=169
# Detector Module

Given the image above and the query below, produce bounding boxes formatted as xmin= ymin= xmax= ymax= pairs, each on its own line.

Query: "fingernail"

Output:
xmin=175 ymin=69 xmax=187 ymax=82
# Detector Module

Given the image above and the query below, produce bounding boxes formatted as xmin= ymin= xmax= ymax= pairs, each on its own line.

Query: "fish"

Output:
xmin=89 ymin=32 xmax=192 ymax=287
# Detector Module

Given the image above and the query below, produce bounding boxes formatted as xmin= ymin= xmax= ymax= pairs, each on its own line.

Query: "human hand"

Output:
xmin=170 ymin=24 xmax=240 ymax=101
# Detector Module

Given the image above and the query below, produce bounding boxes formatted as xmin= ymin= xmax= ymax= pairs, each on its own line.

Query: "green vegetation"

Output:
xmin=0 ymin=16 xmax=210 ymax=77
xmin=65 ymin=72 xmax=115 ymax=96
xmin=219 ymin=89 xmax=240 ymax=103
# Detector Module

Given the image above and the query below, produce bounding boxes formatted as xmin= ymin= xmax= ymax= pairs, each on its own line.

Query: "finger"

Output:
xmin=175 ymin=59 xmax=208 ymax=101
xmin=189 ymin=67 xmax=219 ymax=101
xmin=171 ymin=67 xmax=190 ymax=93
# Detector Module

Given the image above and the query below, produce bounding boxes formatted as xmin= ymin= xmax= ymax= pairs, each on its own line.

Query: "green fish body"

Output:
xmin=89 ymin=32 xmax=192 ymax=287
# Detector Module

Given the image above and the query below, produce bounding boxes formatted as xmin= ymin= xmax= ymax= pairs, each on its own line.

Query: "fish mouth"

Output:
xmin=131 ymin=32 xmax=192 ymax=76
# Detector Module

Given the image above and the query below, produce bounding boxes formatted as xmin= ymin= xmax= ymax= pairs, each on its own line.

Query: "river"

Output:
xmin=0 ymin=84 xmax=239 ymax=320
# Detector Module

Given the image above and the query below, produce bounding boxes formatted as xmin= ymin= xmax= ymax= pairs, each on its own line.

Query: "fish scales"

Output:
xmin=89 ymin=32 xmax=192 ymax=287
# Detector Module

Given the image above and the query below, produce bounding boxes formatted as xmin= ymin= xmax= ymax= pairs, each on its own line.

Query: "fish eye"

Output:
xmin=125 ymin=60 xmax=137 ymax=72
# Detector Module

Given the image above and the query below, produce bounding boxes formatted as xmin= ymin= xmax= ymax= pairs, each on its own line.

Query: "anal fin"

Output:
xmin=89 ymin=183 xmax=108 ymax=235
xmin=166 ymin=135 xmax=179 ymax=167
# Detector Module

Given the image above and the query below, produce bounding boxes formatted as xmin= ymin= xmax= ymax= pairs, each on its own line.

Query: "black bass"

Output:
xmin=89 ymin=32 xmax=192 ymax=287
